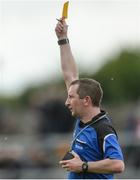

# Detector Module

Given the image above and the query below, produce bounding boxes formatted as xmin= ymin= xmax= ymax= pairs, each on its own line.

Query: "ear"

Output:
xmin=83 ymin=96 xmax=91 ymax=106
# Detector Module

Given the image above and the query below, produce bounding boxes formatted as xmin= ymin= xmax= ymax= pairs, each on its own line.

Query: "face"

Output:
xmin=65 ymin=84 xmax=84 ymax=118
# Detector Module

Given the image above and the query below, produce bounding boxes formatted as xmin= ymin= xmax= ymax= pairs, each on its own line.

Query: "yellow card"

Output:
xmin=62 ymin=1 xmax=69 ymax=19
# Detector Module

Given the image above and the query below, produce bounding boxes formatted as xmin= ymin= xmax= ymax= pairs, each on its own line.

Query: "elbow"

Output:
xmin=115 ymin=161 xmax=125 ymax=173
xmin=119 ymin=162 xmax=125 ymax=173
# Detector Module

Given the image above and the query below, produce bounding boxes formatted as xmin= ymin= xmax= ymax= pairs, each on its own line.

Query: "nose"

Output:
xmin=65 ymin=97 xmax=69 ymax=107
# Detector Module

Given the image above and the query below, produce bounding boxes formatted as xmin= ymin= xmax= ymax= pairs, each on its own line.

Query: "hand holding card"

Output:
xmin=62 ymin=151 xmax=74 ymax=160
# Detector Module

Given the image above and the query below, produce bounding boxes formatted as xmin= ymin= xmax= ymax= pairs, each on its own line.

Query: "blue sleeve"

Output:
xmin=103 ymin=134 xmax=124 ymax=160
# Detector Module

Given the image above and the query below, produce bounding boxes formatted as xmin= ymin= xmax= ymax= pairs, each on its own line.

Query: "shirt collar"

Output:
xmin=79 ymin=110 xmax=106 ymax=127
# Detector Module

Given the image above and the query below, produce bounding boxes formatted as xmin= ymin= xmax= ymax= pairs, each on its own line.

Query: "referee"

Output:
xmin=55 ymin=18 xmax=125 ymax=179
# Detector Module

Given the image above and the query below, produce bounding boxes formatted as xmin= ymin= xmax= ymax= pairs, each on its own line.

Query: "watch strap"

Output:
xmin=82 ymin=161 xmax=88 ymax=173
xmin=58 ymin=38 xmax=69 ymax=45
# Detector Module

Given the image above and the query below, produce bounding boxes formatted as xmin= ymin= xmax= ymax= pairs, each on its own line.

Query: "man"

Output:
xmin=55 ymin=18 xmax=125 ymax=179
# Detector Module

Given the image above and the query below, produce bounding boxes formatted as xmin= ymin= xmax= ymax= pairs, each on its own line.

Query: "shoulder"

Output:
xmin=90 ymin=117 xmax=118 ymax=140
xmin=90 ymin=117 xmax=119 ymax=157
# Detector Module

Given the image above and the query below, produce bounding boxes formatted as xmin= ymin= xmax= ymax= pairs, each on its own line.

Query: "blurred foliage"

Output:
xmin=81 ymin=48 xmax=140 ymax=104
xmin=97 ymin=49 xmax=140 ymax=104
xmin=0 ymin=48 xmax=140 ymax=106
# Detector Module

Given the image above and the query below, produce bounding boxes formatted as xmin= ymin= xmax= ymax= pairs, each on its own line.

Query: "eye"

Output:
xmin=69 ymin=94 xmax=74 ymax=99
xmin=69 ymin=95 xmax=72 ymax=98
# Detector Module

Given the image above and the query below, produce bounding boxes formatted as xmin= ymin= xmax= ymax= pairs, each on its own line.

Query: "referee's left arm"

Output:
xmin=87 ymin=158 xmax=125 ymax=174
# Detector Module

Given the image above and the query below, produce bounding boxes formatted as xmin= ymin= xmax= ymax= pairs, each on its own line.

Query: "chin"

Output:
xmin=71 ymin=111 xmax=76 ymax=117
xmin=71 ymin=112 xmax=79 ymax=118
xmin=71 ymin=112 xmax=75 ymax=117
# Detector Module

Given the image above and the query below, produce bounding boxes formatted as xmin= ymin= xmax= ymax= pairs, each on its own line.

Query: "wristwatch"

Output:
xmin=82 ymin=161 xmax=88 ymax=173
xmin=58 ymin=38 xmax=69 ymax=45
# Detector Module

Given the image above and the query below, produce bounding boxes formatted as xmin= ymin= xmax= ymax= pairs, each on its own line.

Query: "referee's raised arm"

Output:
xmin=55 ymin=18 xmax=79 ymax=91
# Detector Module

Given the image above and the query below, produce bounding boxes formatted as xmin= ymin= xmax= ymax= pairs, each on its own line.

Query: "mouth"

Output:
xmin=69 ymin=108 xmax=72 ymax=112
xmin=68 ymin=107 xmax=73 ymax=112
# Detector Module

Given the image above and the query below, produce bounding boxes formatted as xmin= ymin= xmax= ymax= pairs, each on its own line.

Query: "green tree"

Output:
xmin=93 ymin=49 xmax=140 ymax=104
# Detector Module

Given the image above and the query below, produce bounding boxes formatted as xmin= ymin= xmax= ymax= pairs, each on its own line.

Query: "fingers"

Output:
xmin=59 ymin=160 xmax=70 ymax=165
xmin=55 ymin=21 xmax=63 ymax=33
xmin=62 ymin=164 xmax=69 ymax=169
xmin=55 ymin=17 xmax=68 ymax=39
xmin=59 ymin=160 xmax=70 ymax=171
xmin=61 ymin=18 xmax=67 ymax=26
xmin=55 ymin=18 xmax=68 ymax=30
xmin=57 ymin=17 xmax=66 ymax=24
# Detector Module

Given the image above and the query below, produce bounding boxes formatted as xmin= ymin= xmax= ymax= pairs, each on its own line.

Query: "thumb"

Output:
xmin=61 ymin=17 xmax=67 ymax=25
xmin=71 ymin=151 xmax=79 ymax=158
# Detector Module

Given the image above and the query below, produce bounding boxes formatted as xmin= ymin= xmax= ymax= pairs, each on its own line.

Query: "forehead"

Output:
xmin=68 ymin=84 xmax=79 ymax=94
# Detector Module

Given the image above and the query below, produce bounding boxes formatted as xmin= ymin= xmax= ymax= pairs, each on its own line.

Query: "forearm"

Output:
xmin=59 ymin=152 xmax=125 ymax=174
xmin=55 ymin=19 xmax=78 ymax=90
xmin=88 ymin=159 xmax=125 ymax=174
xmin=59 ymin=42 xmax=78 ymax=90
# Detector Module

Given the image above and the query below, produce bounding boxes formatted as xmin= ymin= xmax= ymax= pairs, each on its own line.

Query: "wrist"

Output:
xmin=58 ymin=38 xmax=69 ymax=46
xmin=82 ymin=161 xmax=88 ymax=173
xmin=58 ymin=36 xmax=68 ymax=40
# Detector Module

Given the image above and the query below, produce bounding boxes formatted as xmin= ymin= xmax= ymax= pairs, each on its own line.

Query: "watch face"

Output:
xmin=82 ymin=162 xmax=88 ymax=172
xmin=83 ymin=163 xmax=87 ymax=170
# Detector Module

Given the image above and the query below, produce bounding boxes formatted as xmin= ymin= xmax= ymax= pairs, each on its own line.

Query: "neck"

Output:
xmin=80 ymin=107 xmax=101 ymax=123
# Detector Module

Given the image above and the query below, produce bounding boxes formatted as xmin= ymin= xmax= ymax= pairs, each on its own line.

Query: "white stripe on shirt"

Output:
xmin=103 ymin=133 xmax=117 ymax=153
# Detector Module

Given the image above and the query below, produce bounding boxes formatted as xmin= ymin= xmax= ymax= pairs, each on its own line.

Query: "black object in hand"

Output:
xmin=62 ymin=151 xmax=74 ymax=160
